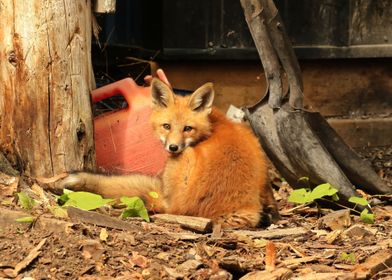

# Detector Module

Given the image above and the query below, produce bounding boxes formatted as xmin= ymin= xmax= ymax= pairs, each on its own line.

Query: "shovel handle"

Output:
xmin=240 ymin=0 xmax=283 ymax=109
xmin=262 ymin=0 xmax=304 ymax=109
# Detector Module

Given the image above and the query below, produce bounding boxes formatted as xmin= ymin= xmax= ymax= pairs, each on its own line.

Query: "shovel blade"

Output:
xmin=245 ymin=102 xmax=384 ymax=203
xmin=275 ymin=107 xmax=359 ymax=201
xmin=305 ymin=112 xmax=390 ymax=195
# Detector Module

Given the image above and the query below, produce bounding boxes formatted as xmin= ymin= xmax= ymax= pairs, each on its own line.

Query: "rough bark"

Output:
xmin=0 ymin=0 xmax=95 ymax=177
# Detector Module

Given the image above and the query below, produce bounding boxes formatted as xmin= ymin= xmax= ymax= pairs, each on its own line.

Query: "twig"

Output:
xmin=9 ymin=238 xmax=47 ymax=277
xmin=280 ymin=202 xmax=312 ymax=215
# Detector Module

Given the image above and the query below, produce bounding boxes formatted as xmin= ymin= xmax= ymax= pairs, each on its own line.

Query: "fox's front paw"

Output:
xmin=59 ymin=173 xmax=86 ymax=191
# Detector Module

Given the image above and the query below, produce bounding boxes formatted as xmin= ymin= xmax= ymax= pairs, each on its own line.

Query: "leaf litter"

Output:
xmin=0 ymin=156 xmax=391 ymax=279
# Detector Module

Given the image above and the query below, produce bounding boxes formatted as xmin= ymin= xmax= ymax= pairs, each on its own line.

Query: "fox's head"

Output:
xmin=150 ymin=78 xmax=215 ymax=155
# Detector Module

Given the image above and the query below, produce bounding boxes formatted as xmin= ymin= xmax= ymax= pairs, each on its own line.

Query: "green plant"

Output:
xmin=348 ymin=196 xmax=374 ymax=224
xmin=17 ymin=192 xmax=37 ymax=210
xmin=15 ymin=216 xmax=35 ymax=223
xmin=288 ymin=182 xmax=374 ymax=224
xmin=288 ymin=183 xmax=338 ymax=204
xmin=340 ymin=252 xmax=356 ymax=264
xmin=120 ymin=196 xmax=150 ymax=222
xmin=57 ymin=189 xmax=114 ymax=211
xmin=54 ymin=189 xmax=150 ymax=221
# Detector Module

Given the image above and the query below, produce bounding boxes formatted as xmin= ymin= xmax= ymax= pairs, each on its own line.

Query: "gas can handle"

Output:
xmin=91 ymin=78 xmax=145 ymax=109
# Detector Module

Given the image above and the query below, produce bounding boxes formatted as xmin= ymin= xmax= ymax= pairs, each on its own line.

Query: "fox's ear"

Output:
xmin=151 ymin=78 xmax=174 ymax=108
xmin=188 ymin=82 xmax=214 ymax=113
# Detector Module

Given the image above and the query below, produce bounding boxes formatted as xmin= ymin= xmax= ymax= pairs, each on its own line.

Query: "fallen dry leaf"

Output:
xmin=130 ymin=252 xmax=149 ymax=268
xmin=99 ymin=228 xmax=109 ymax=242
xmin=265 ymin=241 xmax=277 ymax=271
xmin=80 ymin=240 xmax=105 ymax=261
xmin=0 ymin=172 xmax=19 ymax=197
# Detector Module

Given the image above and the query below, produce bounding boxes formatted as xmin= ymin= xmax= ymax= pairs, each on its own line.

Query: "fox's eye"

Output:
xmin=184 ymin=126 xmax=193 ymax=132
xmin=163 ymin=123 xmax=171 ymax=130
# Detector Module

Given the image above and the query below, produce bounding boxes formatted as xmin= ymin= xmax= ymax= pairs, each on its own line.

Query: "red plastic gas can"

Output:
xmin=92 ymin=78 xmax=167 ymax=175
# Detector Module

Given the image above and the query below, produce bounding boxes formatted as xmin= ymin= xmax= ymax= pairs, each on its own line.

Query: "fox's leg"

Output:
xmin=59 ymin=172 xmax=167 ymax=212
xmin=216 ymin=209 xmax=261 ymax=229
xmin=259 ymin=183 xmax=280 ymax=227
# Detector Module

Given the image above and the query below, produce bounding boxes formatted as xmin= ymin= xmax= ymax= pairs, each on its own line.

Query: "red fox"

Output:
xmin=60 ymin=78 xmax=279 ymax=228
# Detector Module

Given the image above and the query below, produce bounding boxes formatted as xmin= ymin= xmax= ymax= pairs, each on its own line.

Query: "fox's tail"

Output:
xmin=59 ymin=172 xmax=166 ymax=212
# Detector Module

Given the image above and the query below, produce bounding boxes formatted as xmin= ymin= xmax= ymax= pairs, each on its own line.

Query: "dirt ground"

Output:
xmin=0 ymin=146 xmax=391 ymax=280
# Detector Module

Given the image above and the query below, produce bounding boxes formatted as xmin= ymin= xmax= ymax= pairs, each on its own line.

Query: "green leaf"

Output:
xmin=120 ymin=196 xmax=150 ymax=222
xmin=57 ymin=193 xmax=70 ymax=205
xmin=288 ymin=188 xmax=312 ymax=204
xmin=17 ymin=192 xmax=37 ymax=210
xmin=15 ymin=216 xmax=35 ymax=223
xmin=63 ymin=191 xmax=114 ymax=210
xmin=360 ymin=209 xmax=375 ymax=224
xmin=63 ymin=189 xmax=73 ymax=195
xmin=340 ymin=252 xmax=356 ymax=263
xmin=348 ymin=196 xmax=369 ymax=206
xmin=308 ymin=183 xmax=338 ymax=201
xmin=56 ymin=188 xmax=74 ymax=205
xmin=331 ymin=193 xmax=340 ymax=201
xmin=148 ymin=191 xmax=159 ymax=199
xmin=49 ymin=205 xmax=68 ymax=218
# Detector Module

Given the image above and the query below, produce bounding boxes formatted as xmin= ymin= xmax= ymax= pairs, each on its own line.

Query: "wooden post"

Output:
xmin=0 ymin=1 xmax=96 ymax=177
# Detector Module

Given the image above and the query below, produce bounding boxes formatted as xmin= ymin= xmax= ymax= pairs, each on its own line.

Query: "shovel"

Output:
xmin=240 ymin=0 xmax=390 ymax=204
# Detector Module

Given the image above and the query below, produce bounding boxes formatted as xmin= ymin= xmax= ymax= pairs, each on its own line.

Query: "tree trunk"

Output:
xmin=0 ymin=0 xmax=96 ymax=177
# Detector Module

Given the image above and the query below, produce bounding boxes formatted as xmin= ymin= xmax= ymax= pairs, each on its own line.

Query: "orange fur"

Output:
xmin=60 ymin=79 xmax=279 ymax=228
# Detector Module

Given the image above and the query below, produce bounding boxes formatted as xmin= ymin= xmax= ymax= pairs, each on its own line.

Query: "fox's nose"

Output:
xmin=169 ymin=144 xmax=179 ymax=152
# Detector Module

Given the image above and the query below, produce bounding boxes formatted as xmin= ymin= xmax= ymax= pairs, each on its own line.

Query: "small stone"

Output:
xmin=344 ymin=224 xmax=376 ymax=239
xmin=130 ymin=252 xmax=149 ymax=268
xmin=318 ymin=209 xmax=351 ymax=231
xmin=156 ymin=252 xmax=170 ymax=261
xmin=79 ymin=240 xmax=105 ymax=261
xmin=164 ymin=266 xmax=184 ymax=279
xmin=177 ymin=259 xmax=203 ymax=273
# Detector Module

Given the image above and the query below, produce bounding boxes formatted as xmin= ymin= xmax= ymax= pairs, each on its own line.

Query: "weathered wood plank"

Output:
xmin=151 ymin=213 xmax=213 ymax=233
xmin=67 ymin=206 xmax=141 ymax=231
xmin=231 ymin=227 xmax=309 ymax=239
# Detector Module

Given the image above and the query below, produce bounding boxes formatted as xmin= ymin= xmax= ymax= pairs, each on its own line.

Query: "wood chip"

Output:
xmin=130 ymin=252 xmax=149 ymax=268
xmin=211 ymin=223 xmax=223 ymax=239
xmin=318 ymin=209 xmax=351 ymax=231
xmin=281 ymin=256 xmax=318 ymax=266
xmin=0 ymin=208 xmax=31 ymax=228
xmin=239 ymin=268 xmax=293 ymax=280
xmin=291 ymin=272 xmax=366 ymax=280
xmin=164 ymin=266 xmax=184 ymax=279
xmin=171 ymin=232 xmax=204 ymax=241
xmin=36 ymin=216 xmax=74 ymax=234
xmin=177 ymin=259 xmax=203 ymax=273
xmin=288 ymin=244 xmax=306 ymax=258
xmin=80 ymin=240 xmax=105 ymax=261
xmin=353 ymin=250 xmax=392 ymax=277
xmin=151 ymin=214 xmax=213 ymax=233
xmin=325 ymin=230 xmax=342 ymax=244
xmin=67 ymin=206 xmax=141 ymax=231
xmin=6 ymin=238 xmax=47 ymax=277
xmin=0 ymin=172 xmax=19 ymax=197
xmin=343 ymin=224 xmax=377 ymax=239
xmin=232 ymin=227 xmax=309 ymax=239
